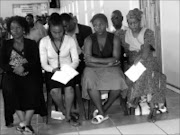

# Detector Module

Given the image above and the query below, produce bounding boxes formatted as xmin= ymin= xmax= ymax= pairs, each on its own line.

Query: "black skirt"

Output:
xmin=13 ymin=73 xmax=47 ymax=116
xmin=45 ymin=72 xmax=75 ymax=91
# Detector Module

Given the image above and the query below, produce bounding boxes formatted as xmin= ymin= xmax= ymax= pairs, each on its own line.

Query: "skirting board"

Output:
xmin=167 ymin=84 xmax=180 ymax=94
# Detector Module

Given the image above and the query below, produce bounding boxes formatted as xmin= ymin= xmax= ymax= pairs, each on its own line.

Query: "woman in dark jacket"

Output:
xmin=0 ymin=16 xmax=46 ymax=134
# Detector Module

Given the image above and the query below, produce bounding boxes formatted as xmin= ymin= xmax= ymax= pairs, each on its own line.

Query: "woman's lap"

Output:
xmin=81 ymin=67 xmax=128 ymax=99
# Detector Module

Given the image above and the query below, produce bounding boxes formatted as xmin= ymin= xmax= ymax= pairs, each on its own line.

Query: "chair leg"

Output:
xmin=75 ymin=84 xmax=86 ymax=120
xmin=46 ymin=91 xmax=52 ymax=124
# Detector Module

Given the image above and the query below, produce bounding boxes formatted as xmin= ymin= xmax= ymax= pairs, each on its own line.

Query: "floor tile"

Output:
xmin=117 ymin=122 xmax=166 ymax=135
xmin=78 ymin=117 xmax=114 ymax=131
xmin=38 ymin=121 xmax=78 ymax=135
xmin=56 ymin=132 xmax=79 ymax=135
xmin=155 ymin=119 xmax=180 ymax=134
xmin=79 ymin=127 xmax=121 ymax=135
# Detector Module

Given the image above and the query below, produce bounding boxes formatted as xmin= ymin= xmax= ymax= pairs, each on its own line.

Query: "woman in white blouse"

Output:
xmin=39 ymin=13 xmax=79 ymax=126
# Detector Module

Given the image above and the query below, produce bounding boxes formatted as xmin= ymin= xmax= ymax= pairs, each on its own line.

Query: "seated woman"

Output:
xmin=121 ymin=8 xmax=166 ymax=122
xmin=0 ymin=16 xmax=47 ymax=134
xmin=82 ymin=13 xmax=128 ymax=124
xmin=39 ymin=13 xmax=80 ymax=126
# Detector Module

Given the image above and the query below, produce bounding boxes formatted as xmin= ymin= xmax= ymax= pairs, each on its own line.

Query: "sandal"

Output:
xmin=16 ymin=122 xmax=25 ymax=133
xmin=91 ymin=115 xmax=109 ymax=124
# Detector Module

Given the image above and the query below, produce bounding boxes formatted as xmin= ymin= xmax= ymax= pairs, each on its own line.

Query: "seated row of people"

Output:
xmin=0 ymin=8 xmax=166 ymax=134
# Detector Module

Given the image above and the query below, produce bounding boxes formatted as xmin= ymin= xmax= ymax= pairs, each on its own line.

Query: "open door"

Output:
xmin=139 ymin=0 xmax=162 ymax=72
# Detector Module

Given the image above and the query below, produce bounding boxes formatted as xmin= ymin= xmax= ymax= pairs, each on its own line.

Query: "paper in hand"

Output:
xmin=51 ymin=64 xmax=79 ymax=84
xmin=125 ymin=62 xmax=146 ymax=82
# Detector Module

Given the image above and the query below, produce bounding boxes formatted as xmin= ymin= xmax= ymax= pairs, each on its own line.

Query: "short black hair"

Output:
xmin=7 ymin=16 xmax=29 ymax=34
xmin=60 ymin=13 xmax=73 ymax=22
xmin=26 ymin=13 xmax=34 ymax=19
xmin=90 ymin=13 xmax=108 ymax=24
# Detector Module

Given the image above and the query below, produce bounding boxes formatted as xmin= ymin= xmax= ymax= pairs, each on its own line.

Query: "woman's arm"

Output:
xmin=134 ymin=29 xmax=155 ymax=64
xmin=39 ymin=38 xmax=54 ymax=72
xmin=69 ymin=38 xmax=79 ymax=69
xmin=0 ymin=40 xmax=14 ymax=73
xmin=84 ymin=35 xmax=121 ymax=64
xmin=83 ymin=36 xmax=107 ymax=67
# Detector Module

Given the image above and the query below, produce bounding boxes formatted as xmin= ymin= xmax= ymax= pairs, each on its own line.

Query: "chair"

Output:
xmin=44 ymin=71 xmax=85 ymax=124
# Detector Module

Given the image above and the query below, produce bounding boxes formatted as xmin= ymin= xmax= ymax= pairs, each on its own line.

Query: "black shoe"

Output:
xmin=16 ymin=124 xmax=25 ymax=133
xmin=23 ymin=125 xmax=35 ymax=134
xmin=67 ymin=118 xmax=81 ymax=127
xmin=70 ymin=112 xmax=79 ymax=121
xmin=6 ymin=123 xmax=14 ymax=128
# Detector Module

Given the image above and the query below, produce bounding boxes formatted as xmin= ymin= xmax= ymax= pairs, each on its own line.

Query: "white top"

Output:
xmin=125 ymin=27 xmax=147 ymax=51
xmin=39 ymin=35 xmax=79 ymax=72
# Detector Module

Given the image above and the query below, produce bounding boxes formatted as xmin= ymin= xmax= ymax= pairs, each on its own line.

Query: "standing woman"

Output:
xmin=0 ymin=16 xmax=47 ymax=134
xmin=121 ymin=8 xmax=166 ymax=122
xmin=82 ymin=13 xmax=128 ymax=124
xmin=39 ymin=13 xmax=80 ymax=126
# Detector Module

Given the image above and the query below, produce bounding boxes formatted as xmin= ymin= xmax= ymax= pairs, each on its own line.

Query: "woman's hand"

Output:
xmin=133 ymin=56 xmax=143 ymax=65
xmin=108 ymin=60 xmax=120 ymax=66
xmin=84 ymin=55 xmax=96 ymax=63
xmin=12 ymin=65 xmax=24 ymax=75
xmin=52 ymin=67 xmax=60 ymax=73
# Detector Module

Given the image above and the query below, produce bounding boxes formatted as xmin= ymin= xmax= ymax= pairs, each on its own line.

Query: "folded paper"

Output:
xmin=51 ymin=64 xmax=79 ymax=84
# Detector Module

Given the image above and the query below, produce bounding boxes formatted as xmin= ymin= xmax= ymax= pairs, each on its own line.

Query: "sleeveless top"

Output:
xmin=90 ymin=32 xmax=114 ymax=58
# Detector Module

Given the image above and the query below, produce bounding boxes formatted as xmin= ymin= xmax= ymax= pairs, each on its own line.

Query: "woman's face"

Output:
xmin=92 ymin=18 xmax=107 ymax=35
xmin=50 ymin=25 xmax=64 ymax=40
xmin=128 ymin=18 xmax=141 ymax=33
xmin=10 ymin=21 xmax=24 ymax=39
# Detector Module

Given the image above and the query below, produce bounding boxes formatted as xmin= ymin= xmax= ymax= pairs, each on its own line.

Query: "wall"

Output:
xmin=0 ymin=0 xmax=49 ymax=18
xmin=160 ymin=1 xmax=180 ymax=88
xmin=59 ymin=0 xmax=139 ymax=31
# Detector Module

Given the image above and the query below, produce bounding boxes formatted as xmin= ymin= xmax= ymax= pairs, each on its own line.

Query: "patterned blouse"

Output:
xmin=9 ymin=49 xmax=29 ymax=76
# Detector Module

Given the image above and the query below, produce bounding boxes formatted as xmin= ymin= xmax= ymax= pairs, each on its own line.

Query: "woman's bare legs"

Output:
xmin=103 ymin=90 xmax=121 ymax=113
xmin=50 ymin=88 xmax=66 ymax=114
xmin=16 ymin=110 xmax=25 ymax=123
xmin=64 ymin=86 xmax=74 ymax=120
xmin=24 ymin=110 xmax=34 ymax=125
xmin=87 ymin=89 xmax=104 ymax=116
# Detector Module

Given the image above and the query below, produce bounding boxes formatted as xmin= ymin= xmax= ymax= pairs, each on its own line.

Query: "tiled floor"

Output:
xmin=0 ymin=88 xmax=179 ymax=135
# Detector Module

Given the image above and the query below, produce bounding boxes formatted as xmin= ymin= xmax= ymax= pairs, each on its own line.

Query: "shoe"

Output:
xmin=23 ymin=125 xmax=35 ymax=134
xmin=16 ymin=123 xmax=25 ymax=134
xmin=6 ymin=123 xmax=14 ymax=128
xmin=70 ymin=112 xmax=79 ymax=121
xmin=91 ymin=114 xmax=109 ymax=124
xmin=67 ymin=118 xmax=81 ymax=127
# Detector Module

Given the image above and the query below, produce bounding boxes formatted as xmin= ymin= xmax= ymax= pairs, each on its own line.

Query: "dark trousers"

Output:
xmin=2 ymin=73 xmax=15 ymax=125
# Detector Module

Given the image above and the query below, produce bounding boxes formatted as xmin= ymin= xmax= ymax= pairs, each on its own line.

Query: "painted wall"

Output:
xmin=59 ymin=0 xmax=139 ymax=32
xmin=160 ymin=1 xmax=180 ymax=88
xmin=0 ymin=0 xmax=49 ymax=18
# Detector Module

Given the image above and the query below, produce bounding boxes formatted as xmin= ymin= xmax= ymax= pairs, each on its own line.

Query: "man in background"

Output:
xmin=25 ymin=13 xmax=47 ymax=44
xmin=60 ymin=13 xmax=93 ymax=120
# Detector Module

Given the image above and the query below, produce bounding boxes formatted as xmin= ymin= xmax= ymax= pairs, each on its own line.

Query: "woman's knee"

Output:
xmin=64 ymin=86 xmax=74 ymax=95
xmin=50 ymin=88 xmax=61 ymax=96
